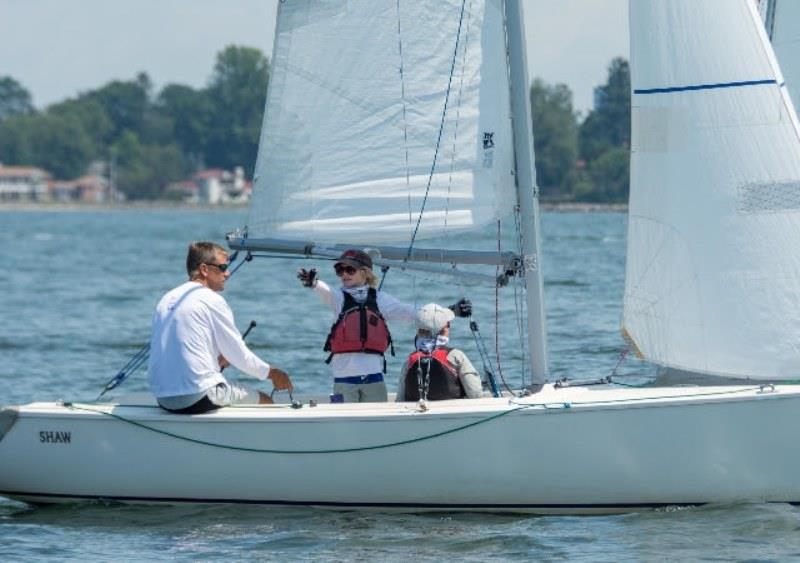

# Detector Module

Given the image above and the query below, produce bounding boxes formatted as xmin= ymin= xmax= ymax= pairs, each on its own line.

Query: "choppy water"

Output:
xmin=2 ymin=208 xmax=799 ymax=561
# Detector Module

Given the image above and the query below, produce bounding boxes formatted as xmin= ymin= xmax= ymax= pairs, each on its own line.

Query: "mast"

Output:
xmin=504 ymin=0 xmax=549 ymax=383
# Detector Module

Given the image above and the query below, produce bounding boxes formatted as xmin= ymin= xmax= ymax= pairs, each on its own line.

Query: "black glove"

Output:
xmin=449 ymin=298 xmax=472 ymax=317
xmin=297 ymin=267 xmax=317 ymax=288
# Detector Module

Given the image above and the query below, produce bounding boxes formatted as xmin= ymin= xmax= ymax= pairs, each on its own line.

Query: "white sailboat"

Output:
xmin=2 ymin=0 xmax=800 ymax=514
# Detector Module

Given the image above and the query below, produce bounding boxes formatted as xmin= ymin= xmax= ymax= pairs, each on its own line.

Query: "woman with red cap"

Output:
xmin=297 ymin=249 xmax=416 ymax=402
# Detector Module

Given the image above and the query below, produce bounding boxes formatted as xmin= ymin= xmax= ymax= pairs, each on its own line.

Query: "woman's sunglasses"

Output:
xmin=334 ymin=264 xmax=358 ymax=276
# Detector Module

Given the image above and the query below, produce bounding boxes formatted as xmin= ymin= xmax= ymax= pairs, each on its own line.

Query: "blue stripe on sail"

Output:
xmin=634 ymin=79 xmax=781 ymax=95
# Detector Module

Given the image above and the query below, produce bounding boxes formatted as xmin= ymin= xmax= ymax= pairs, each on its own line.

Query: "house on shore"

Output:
xmin=0 ymin=165 xmax=51 ymax=201
xmin=166 ymin=167 xmax=251 ymax=204
xmin=50 ymin=174 xmax=109 ymax=203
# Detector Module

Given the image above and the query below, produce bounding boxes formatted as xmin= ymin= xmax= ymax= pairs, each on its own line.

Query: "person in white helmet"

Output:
xmin=396 ymin=303 xmax=482 ymax=402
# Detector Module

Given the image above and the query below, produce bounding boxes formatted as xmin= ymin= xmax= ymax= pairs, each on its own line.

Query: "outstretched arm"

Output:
xmin=310 ymin=278 xmax=341 ymax=313
xmin=377 ymin=291 xmax=417 ymax=322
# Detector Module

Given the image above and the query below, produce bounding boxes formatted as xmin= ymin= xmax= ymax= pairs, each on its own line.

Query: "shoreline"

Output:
xmin=0 ymin=201 xmax=628 ymax=213
xmin=0 ymin=201 xmax=249 ymax=212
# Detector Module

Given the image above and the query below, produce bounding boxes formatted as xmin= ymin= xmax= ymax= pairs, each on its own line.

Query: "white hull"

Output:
xmin=1 ymin=383 xmax=799 ymax=514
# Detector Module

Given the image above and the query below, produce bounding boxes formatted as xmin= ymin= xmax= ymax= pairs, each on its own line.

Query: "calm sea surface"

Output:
xmin=2 ymin=208 xmax=799 ymax=561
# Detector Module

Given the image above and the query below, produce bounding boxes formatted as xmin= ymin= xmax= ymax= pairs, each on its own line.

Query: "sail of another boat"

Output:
xmin=625 ymin=0 xmax=800 ymax=379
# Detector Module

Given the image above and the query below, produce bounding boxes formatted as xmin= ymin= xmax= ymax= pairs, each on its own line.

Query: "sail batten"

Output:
xmin=625 ymin=0 xmax=800 ymax=380
xmin=248 ymin=0 xmax=515 ymax=245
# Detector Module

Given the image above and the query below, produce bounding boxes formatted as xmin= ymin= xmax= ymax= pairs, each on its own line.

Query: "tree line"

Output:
xmin=0 ymin=46 xmax=268 ymax=200
xmin=0 ymin=48 xmax=630 ymax=203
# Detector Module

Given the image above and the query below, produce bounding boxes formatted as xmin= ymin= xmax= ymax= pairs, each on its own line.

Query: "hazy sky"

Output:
xmin=0 ymin=0 xmax=627 ymax=115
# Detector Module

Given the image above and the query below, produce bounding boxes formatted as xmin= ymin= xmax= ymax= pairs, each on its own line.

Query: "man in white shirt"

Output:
xmin=148 ymin=241 xmax=292 ymax=414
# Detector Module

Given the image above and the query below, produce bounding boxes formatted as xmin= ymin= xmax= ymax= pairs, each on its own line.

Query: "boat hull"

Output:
xmin=0 ymin=384 xmax=797 ymax=514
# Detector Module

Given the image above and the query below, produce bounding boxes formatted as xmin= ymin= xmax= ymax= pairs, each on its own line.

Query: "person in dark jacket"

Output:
xmin=397 ymin=303 xmax=482 ymax=402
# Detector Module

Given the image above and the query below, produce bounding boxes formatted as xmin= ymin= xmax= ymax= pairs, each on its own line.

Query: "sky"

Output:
xmin=0 ymin=0 xmax=627 ymax=115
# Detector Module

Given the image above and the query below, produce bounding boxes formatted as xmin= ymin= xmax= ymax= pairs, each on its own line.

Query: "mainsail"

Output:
xmin=625 ymin=0 xmax=800 ymax=379
xmin=247 ymin=0 xmax=516 ymax=245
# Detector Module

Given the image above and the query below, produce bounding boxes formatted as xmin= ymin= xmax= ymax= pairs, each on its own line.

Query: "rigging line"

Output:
xmin=609 ymin=348 xmax=630 ymax=379
xmin=403 ymin=0 xmax=469 ymax=264
xmin=493 ymin=220 xmax=514 ymax=394
xmin=442 ymin=0 xmax=474 ymax=240
xmin=495 ymin=220 xmax=503 ymax=381
xmin=65 ymin=402 xmax=533 ymax=454
xmin=395 ymin=0 xmax=413 ymax=226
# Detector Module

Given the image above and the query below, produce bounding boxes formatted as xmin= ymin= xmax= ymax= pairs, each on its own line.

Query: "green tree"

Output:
xmin=25 ymin=113 xmax=94 ymax=178
xmin=83 ymin=73 xmax=152 ymax=143
xmin=48 ymin=97 xmax=113 ymax=157
xmin=0 ymin=114 xmax=35 ymax=164
xmin=113 ymin=131 xmax=185 ymax=199
xmin=204 ymin=46 xmax=269 ymax=172
xmin=157 ymin=84 xmax=212 ymax=161
xmin=0 ymin=76 xmax=34 ymax=120
xmin=576 ymin=57 xmax=631 ymax=202
xmin=579 ymin=57 xmax=630 ymax=162
xmin=574 ymin=146 xmax=629 ymax=202
xmin=530 ymin=79 xmax=579 ymax=199
xmin=0 ymin=112 xmax=92 ymax=178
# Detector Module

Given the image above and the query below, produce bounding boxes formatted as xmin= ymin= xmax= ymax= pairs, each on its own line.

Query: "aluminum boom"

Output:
xmin=227 ymin=235 xmax=521 ymax=270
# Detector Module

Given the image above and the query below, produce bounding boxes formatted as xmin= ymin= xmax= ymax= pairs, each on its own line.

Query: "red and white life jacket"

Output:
xmin=403 ymin=347 xmax=465 ymax=401
xmin=324 ymin=287 xmax=393 ymax=362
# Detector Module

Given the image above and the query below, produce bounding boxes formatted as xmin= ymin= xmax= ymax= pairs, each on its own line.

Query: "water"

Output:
xmin=2 ymin=208 xmax=799 ymax=561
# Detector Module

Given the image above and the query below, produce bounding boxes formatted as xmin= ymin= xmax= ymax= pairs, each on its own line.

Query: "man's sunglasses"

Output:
xmin=203 ymin=262 xmax=229 ymax=272
xmin=334 ymin=264 xmax=358 ymax=276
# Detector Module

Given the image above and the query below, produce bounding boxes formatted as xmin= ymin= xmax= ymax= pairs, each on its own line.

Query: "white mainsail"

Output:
xmin=247 ymin=0 xmax=515 ymax=244
xmin=758 ymin=0 xmax=800 ymax=111
xmin=624 ymin=0 xmax=800 ymax=379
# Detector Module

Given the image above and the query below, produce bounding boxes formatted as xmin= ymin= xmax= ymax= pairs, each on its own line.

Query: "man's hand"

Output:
xmin=297 ymin=268 xmax=317 ymax=288
xmin=449 ymin=298 xmax=473 ymax=317
xmin=218 ymin=355 xmax=230 ymax=370
xmin=268 ymin=367 xmax=293 ymax=392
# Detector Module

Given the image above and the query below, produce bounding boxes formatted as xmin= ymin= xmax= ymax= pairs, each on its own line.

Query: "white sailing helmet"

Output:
xmin=416 ymin=303 xmax=455 ymax=334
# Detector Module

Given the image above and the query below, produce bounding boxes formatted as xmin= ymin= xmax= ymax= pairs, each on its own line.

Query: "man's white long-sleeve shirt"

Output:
xmin=147 ymin=281 xmax=270 ymax=398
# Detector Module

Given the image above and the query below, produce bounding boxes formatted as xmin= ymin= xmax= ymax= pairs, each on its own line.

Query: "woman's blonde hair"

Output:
xmin=363 ymin=268 xmax=378 ymax=288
